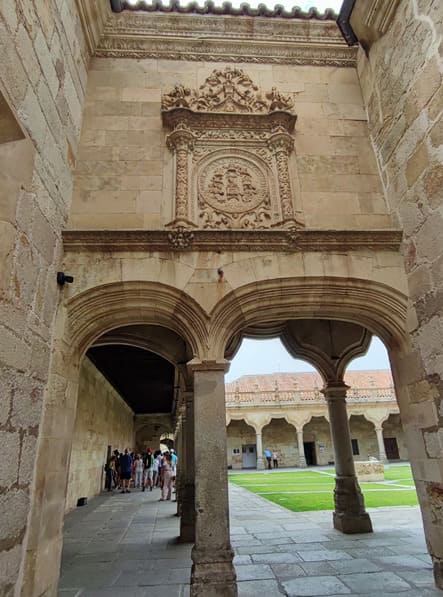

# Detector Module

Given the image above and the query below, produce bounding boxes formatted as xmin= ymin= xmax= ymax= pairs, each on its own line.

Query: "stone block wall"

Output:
xmin=383 ymin=414 xmax=408 ymax=460
xmin=349 ymin=415 xmax=379 ymax=461
xmin=0 ymin=2 xmax=92 ymax=593
xmin=303 ymin=418 xmax=335 ymax=466
xmin=227 ymin=420 xmax=256 ymax=469
xmin=69 ymin=57 xmax=392 ymax=230
xmin=355 ymin=0 xmax=443 ymax=579
xmin=262 ymin=419 xmax=300 ymax=467
xmin=65 ymin=357 xmax=134 ymax=512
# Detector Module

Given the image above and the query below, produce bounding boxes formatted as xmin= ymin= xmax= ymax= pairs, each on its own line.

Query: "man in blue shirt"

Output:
xmin=120 ymin=448 xmax=133 ymax=493
xmin=264 ymin=448 xmax=272 ymax=469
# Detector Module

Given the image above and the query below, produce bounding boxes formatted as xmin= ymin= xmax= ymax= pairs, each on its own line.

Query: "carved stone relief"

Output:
xmin=162 ymin=67 xmax=303 ymax=231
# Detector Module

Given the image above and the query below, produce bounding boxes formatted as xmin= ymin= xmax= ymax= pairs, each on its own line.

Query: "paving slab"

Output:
xmin=59 ymin=475 xmax=438 ymax=597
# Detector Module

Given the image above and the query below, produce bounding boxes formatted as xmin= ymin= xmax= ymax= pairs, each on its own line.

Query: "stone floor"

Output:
xmin=59 ymin=483 xmax=442 ymax=596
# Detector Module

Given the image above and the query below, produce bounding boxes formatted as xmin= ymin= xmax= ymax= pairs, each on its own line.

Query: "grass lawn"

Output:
xmin=228 ymin=465 xmax=418 ymax=512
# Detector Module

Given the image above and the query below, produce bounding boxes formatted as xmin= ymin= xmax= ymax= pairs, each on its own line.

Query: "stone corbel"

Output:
xmin=166 ymin=123 xmax=197 ymax=229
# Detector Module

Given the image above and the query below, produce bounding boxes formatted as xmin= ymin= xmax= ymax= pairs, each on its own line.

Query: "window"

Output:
xmin=351 ymin=439 xmax=359 ymax=455
xmin=232 ymin=448 xmax=240 ymax=455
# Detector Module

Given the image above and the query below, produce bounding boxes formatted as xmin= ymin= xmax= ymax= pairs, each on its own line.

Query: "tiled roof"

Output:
xmin=114 ymin=0 xmax=338 ymax=20
xmin=226 ymin=370 xmax=393 ymax=393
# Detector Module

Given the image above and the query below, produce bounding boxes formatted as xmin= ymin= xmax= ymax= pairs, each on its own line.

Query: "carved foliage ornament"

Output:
xmin=162 ymin=67 xmax=294 ymax=114
xmin=163 ymin=68 xmax=301 ymax=231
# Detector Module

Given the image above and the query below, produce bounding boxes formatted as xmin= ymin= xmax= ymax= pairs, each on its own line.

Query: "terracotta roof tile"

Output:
xmin=226 ymin=370 xmax=393 ymax=393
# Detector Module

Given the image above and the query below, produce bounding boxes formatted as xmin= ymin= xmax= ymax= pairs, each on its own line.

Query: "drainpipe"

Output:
xmin=110 ymin=0 xmax=123 ymax=12
xmin=336 ymin=0 xmax=358 ymax=46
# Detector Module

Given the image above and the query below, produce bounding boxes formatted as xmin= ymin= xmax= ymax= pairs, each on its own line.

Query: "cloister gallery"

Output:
xmin=0 ymin=0 xmax=442 ymax=595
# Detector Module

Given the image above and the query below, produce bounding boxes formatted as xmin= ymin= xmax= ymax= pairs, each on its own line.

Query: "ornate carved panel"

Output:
xmin=162 ymin=67 xmax=303 ymax=232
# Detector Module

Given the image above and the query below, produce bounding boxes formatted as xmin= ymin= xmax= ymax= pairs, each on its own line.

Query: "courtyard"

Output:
xmin=58 ymin=479 xmax=439 ymax=596
xmin=229 ymin=465 xmax=419 ymax=511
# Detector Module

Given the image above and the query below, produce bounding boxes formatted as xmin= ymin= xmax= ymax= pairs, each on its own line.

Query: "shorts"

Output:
xmin=143 ymin=469 xmax=153 ymax=481
xmin=120 ymin=471 xmax=131 ymax=480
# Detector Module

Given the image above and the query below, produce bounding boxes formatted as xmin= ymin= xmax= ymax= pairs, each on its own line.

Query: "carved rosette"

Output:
xmin=166 ymin=124 xmax=196 ymax=226
xmin=268 ymin=128 xmax=296 ymax=224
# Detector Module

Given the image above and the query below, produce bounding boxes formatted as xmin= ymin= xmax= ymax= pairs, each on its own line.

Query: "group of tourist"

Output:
xmin=105 ymin=447 xmax=178 ymax=501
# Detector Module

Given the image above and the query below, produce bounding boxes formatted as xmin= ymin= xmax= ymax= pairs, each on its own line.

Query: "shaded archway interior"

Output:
xmin=87 ymin=323 xmax=193 ymax=415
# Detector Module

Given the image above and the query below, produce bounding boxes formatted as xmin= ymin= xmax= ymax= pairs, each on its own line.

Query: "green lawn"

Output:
xmin=228 ymin=465 xmax=418 ymax=512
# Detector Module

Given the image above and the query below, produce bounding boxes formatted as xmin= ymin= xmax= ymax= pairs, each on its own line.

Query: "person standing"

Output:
xmin=143 ymin=448 xmax=154 ymax=492
xmin=159 ymin=452 xmax=174 ymax=501
xmin=134 ymin=454 xmax=144 ymax=489
xmin=120 ymin=448 xmax=133 ymax=493
xmin=264 ymin=448 xmax=272 ymax=469
xmin=272 ymin=450 xmax=279 ymax=469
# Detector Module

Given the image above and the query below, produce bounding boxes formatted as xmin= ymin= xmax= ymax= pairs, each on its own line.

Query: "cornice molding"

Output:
xmin=96 ymin=12 xmax=357 ymax=66
xmin=63 ymin=228 xmax=402 ymax=253
xmin=75 ymin=0 xmax=112 ymax=56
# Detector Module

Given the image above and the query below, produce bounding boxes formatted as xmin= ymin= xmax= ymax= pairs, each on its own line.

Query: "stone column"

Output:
xmin=268 ymin=129 xmax=296 ymax=224
xmin=175 ymin=409 xmax=185 ymax=516
xmin=188 ymin=359 xmax=237 ymax=597
xmin=375 ymin=425 xmax=388 ymax=463
xmin=180 ymin=391 xmax=195 ymax=542
xmin=166 ymin=123 xmax=195 ymax=226
xmin=297 ymin=429 xmax=307 ymax=468
xmin=323 ymin=382 xmax=373 ymax=534
xmin=255 ymin=430 xmax=265 ymax=470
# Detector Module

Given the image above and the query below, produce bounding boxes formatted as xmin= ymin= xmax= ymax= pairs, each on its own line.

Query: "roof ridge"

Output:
xmin=113 ymin=0 xmax=338 ymax=20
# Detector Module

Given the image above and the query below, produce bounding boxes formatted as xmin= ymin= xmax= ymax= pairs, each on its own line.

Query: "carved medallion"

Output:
xmin=199 ymin=157 xmax=267 ymax=213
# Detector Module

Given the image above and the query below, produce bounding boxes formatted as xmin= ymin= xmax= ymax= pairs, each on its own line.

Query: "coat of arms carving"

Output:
xmin=162 ymin=67 xmax=303 ymax=231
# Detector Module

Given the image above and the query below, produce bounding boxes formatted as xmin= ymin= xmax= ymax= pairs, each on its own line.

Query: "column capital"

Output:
xmin=187 ymin=358 xmax=230 ymax=374
xmin=166 ymin=123 xmax=195 ymax=151
xmin=321 ymin=382 xmax=350 ymax=401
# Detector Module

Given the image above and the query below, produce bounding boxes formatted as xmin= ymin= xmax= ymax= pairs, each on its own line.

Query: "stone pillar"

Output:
xmin=297 ymin=429 xmax=307 ymax=468
xmin=166 ymin=123 xmax=195 ymax=227
xmin=175 ymin=409 xmax=185 ymax=515
xmin=268 ymin=129 xmax=296 ymax=224
xmin=323 ymin=382 xmax=373 ymax=534
xmin=374 ymin=426 xmax=388 ymax=463
xmin=256 ymin=430 xmax=265 ymax=470
xmin=189 ymin=359 xmax=237 ymax=597
xmin=180 ymin=391 xmax=195 ymax=542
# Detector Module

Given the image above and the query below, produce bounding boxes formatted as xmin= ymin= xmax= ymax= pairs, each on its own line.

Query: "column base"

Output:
xmin=191 ymin=554 xmax=237 ymax=597
xmin=432 ymin=555 xmax=443 ymax=590
xmin=333 ymin=510 xmax=373 ymax=534
xmin=256 ymin=457 xmax=265 ymax=470
xmin=179 ymin=483 xmax=195 ymax=542
xmin=298 ymin=457 xmax=307 ymax=468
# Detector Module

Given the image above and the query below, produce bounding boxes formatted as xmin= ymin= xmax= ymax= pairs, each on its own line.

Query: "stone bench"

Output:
xmin=355 ymin=460 xmax=385 ymax=481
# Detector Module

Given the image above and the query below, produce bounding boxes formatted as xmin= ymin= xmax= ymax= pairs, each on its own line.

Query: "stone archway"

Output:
xmin=226 ymin=419 xmax=257 ymax=469
xmin=20 ymin=281 xmax=208 ymax=597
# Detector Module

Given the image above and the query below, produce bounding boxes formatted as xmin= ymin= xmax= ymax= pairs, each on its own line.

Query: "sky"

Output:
xmin=127 ymin=0 xmax=343 ymax=12
xmin=225 ymin=336 xmax=390 ymax=382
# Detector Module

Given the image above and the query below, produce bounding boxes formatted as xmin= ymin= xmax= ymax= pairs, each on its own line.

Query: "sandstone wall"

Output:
xmin=70 ymin=57 xmax=392 ymax=230
xmin=65 ymin=357 xmax=134 ymax=512
xmin=227 ymin=412 xmax=406 ymax=468
xmin=0 ymin=2 xmax=91 ymax=593
xmin=355 ymin=0 xmax=443 ymax=578
xmin=383 ymin=414 xmax=408 ymax=460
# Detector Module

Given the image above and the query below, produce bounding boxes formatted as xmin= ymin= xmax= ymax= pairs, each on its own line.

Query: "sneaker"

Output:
xmin=142 ymin=486 xmax=145 ymax=492
xmin=120 ymin=490 xmax=125 ymax=494
xmin=126 ymin=489 xmax=131 ymax=493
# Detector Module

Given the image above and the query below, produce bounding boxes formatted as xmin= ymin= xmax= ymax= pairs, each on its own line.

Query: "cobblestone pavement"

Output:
xmin=59 ymin=483 xmax=442 ymax=596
